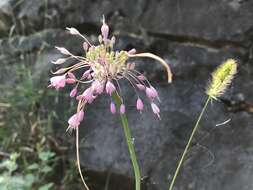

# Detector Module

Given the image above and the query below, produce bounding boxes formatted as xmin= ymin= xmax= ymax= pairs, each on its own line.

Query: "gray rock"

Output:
xmin=1 ymin=1 xmax=253 ymax=189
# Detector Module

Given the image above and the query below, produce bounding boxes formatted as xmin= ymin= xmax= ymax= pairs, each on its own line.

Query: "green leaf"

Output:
xmin=38 ymin=183 xmax=54 ymax=190
xmin=27 ymin=163 xmax=39 ymax=170
xmin=41 ymin=165 xmax=52 ymax=173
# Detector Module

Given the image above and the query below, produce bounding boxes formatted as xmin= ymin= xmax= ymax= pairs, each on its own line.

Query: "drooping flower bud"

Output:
xmin=128 ymin=48 xmax=136 ymax=55
xmin=78 ymin=110 xmax=84 ymax=121
xmin=137 ymin=75 xmax=146 ymax=81
xmin=70 ymin=87 xmax=77 ymax=97
xmin=101 ymin=22 xmax=109 ymax=40
xmin=51 ymin=58 xmax=67 ymax=65
xmin=66 ymin=78 xmax=76 ymax=84
xmin=110 ymin=102 xmax=116 ymax=114
xmin=82 ymin=70 xmax=91 ymax=79
xmin=106 ymin=81 xmax=116 ymax=95
xmin=151 ymin=102 xmax=160 ymax=119
xmin=136 ymin=83 xmax=146 ymax=91
xmin=55 ymin=46 xmax=71 ymax=55
xmin=66 ymin=27 xmax=81 ymax=35
xmin=82 ymin=87 xmax=94 ymax=103
xmin=136 ymin=98 xmax=144 ymax=112
xmin=83 ymin=42 xmax=89 ymax=51
xmin=67 ymin=72 xmax=76 ymax=79
xmin=120 ymin=104 xmax=126 ymax=114
xmin=146 ymin=86 xmax=158 ymax=99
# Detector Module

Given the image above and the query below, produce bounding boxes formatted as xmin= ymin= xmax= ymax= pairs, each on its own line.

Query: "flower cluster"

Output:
xmin=49 ymin=19 xmax=172 ymax=130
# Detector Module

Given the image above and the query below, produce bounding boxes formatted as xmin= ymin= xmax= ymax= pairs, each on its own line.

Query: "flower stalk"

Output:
xmin=112 ymin=92 xmax=141 ymax=190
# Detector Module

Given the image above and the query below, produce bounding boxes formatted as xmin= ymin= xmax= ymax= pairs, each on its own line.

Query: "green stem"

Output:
xmin=168 ymin=96 xmax=211 ymax=190
xmin=112 ymin=92 xmax=141 ymax=190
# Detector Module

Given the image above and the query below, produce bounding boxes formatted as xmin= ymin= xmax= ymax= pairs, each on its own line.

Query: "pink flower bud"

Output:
xmin=120 ymin=104 xmax=125 ymax=114
xmin=128 ymin=48 xmax=136 ymax=55
xmin=83 ymin=42 xmax=89 ymax=51
xmin=67 ymin=72 xmax=76 ymax=79
xmin=137 ymin=75 xmax=146 ymax=81
xmin=146 ymin=86 xmax=158 ymax=99
xmin=70 ymin=88 xmax=77 ymax=97
xmin=136 ymin=98 xmax=144 ymax=111
xmin=101 ymin=22 xmax=109 ymax=40
xmin=78 ymin=110 xmax=84 ymax=121
xmin=49 ymin=75 xmax=66 ymax=89
xmin=66 ymin=78 xmax=76 ymax=84
xmin=66 ymin=27 xmax=81 ymax=35
xmin=82 ymin=70 xmax=91 ymax=79
xmin=136 ymin=83 xmax=145 ymax=91
xmin=82 ymin=87 xmax=94 ymax=103
xmin=106 ymin=81 xmax=116 ymax=95
xmin=110 ymin=36 xmax=116 ymax=45
xmin=55 ymin=46 xmax=71 ymax=55
xmin=110 ymin=102 xmax=116 ymax=114
xmin=151 ymin=102 xmax=160 ymax=119
xmin=51 ymin=58 xmax=67 ymax=64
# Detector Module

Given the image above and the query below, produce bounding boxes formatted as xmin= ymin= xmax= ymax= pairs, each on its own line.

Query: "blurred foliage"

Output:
xmin=0 ymin=63 xmax=83 ymax=189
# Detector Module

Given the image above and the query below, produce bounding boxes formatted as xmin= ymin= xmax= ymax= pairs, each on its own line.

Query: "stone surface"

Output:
xmin=1 ymin=0 xmax=253 ymax=190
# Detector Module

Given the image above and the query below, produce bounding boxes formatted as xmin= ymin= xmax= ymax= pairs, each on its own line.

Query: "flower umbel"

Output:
xmin=49 ymin=20 xmax=172 ymax=122
xmin=206 ymin=59 xmax=237 ymax=99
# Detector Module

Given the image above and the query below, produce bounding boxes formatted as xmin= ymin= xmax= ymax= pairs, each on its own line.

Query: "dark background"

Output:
xmin=0 ymin=0 xmax=253 ymax=190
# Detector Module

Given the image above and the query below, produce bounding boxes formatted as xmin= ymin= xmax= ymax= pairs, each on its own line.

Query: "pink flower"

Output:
xmin=68 ymin=113 xmax=80 ymax=130
xmin=70 ymin=87 xmax=77 ymax=97
xmin=151 ymin=102 xmax=160 ymax=119
xmin=106 ymin=81 xmax=116 ymax=95
xmin=120 ymin=104 xmax=125 ymax=114
xmin=110 ymin=102 xmax=116 ymax=114
xmin=136 ymin=98 xmax=144 ymax=112
xmin=49 ymin=75 xmax=66 ymax=89
xmin=67 ymin=110 xmax=84 ymax=131
xmin=82 ymin=87 xmax=94 ymax=103
xmin=92 ymin=81 xmax=104 ymax=94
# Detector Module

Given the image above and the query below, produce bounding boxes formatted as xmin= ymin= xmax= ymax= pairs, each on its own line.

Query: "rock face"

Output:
xmin=1 ymin=0 xmax=253 ymax=190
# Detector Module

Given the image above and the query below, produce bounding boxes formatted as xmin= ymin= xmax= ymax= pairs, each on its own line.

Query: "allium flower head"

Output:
xmin=206 ymin=59 xmax=237 ymax=100
xmin=49 ymin=19 xmax=172 ymax=129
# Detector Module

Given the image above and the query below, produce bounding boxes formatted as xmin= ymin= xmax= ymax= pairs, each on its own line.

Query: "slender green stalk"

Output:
xmin=112 ymin=92 xmax=141 ymax=190
xmin=168 ymin=96 xmax=211 ymax=190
